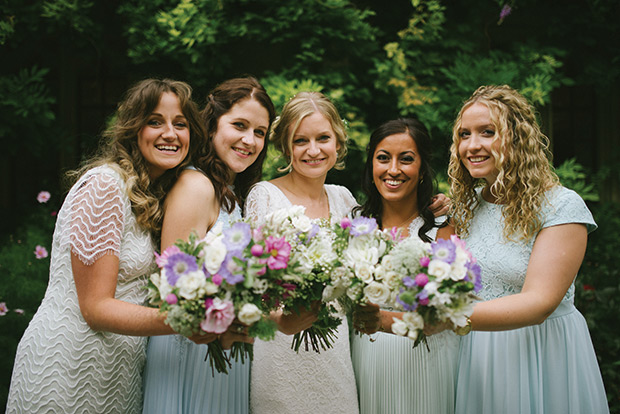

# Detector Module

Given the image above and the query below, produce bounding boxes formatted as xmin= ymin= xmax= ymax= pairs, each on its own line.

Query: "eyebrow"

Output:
xmin=376 ymin=149 xmax=416 ymax=155
xmin=231 ymin=117 xmax=267 ymax=130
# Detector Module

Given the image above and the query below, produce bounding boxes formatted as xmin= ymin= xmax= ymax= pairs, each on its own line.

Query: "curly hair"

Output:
xmin=199 ymin=77 xmax=276 ymax=212
xmin=448 ymin=85 xmax=559 ymax=241
xmin=69 ymin=78 xmax=206 ymax=241
xmin=354 ymin=118 xmax=437 ymax=242
xmin=270 ymin=91 xmax=347 ymax=172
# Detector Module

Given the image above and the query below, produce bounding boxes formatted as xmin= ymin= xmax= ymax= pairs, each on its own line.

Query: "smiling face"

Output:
xmin=372 ymin=132 xmax=422 ymax=206
xmin=138 ymin=91 xmax=190 ymax=180
xmin=212 ymin=98 xmax=269 ymax=176
xmin=289 ymin=112 xmax=339 ymax=180
xmin=457 ymin=102 xmax=502 ymax=185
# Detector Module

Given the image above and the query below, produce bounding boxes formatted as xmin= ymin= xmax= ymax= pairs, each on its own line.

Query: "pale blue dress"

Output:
xmin=455 ymin=186 xmax=609 ymax=414
xmin=351 ymin=216 xmax=460 ymax=414
xmin=141 ymin=204 xmax=249 ymax=414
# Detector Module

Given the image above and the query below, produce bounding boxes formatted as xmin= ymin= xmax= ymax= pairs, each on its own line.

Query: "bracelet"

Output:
xmin=454 ymin=317 xmax=472 ymax=336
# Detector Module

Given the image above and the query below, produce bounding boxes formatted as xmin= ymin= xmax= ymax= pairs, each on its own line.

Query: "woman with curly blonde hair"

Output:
xmin=6 ymin=78 xmax=212 ymax=414
xmin=446 ymin=85 xmax=608 ymax=413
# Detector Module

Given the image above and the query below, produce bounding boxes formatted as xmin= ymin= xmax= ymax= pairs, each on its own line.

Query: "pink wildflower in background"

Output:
xmin=37 ymin=191 xmax=51 ymax=203
xmin=34 ymin=245 xmax=49 ymax=259
xmin=14 ymin=309 xmax=25 ymax=315
xmin=0 ymin=302 xmax=8 ymax=316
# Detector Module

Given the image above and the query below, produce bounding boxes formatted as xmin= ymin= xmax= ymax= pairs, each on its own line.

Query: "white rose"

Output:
xmin=427 ymin=259 xmax=452 ymax=281
xmin=347 ymin=283 xmax=362 ymax=301
xmin=391 ymin=317 xmax=409 ymax=336
xmin=450 ymin=263 xmax=467 ymax=281
xmin=407 ymin=328 xmax=419 ymax=341
xmin=204 ymin=281 xmax=219 ymax=296
xmin=382 ymin=271 xmax=400 ymax=289
xmin=403 ymin=311 xmax=424 ymax=330
xmin=344 ymin=237 xmax=380 ymax=267
xmin=177 ymin=270 xmax=207 ymax=300
xmin=157 ymin=269 xmax=172 ymax=299
xmin=356 ymin=264 xmax=375 ymax=284
xmin=364 ymin=281 xmax=391 ymax=305
xmin=238 ymin=303 xmax=262 ymax=325
xmin=203 ymin=239 xmax=227 ymax=275
xmin=202 ymin=222 xmax=223 ymax=244
xmin=291 ymin=215 xmax=313 ymax=233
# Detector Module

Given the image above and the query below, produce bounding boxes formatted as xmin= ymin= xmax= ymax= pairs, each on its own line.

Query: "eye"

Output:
xmin=147 ymin=119 xmax=162 ymax=127
xmin=375 ymin=153 xmax=389 ymax=162
xmin=234 ymin=121 xmax=246 ymax=129
xmin=254 ymin=129 xmax=266 ymax=138
xmin=317 ymin=135 xmax=331 ymax=142
xmin=401 ymin=155 xmax=415 ymax=163
xmin=458 ymin=130 xmax=470 ymax=139
xmin=174 ymin=121 xmax=188 ymax=129
xmin=293 ymin=137 xmax=308 ymax=145
xmin=482 ymin=129 xmax=495 ymax=137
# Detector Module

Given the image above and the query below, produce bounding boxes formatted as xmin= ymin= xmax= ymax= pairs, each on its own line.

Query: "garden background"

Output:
xmin=1 ymin=0 xmax=619 ymax=411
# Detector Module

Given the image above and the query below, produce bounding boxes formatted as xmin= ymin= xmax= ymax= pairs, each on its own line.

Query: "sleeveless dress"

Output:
xmin=351 ymin=216 xmax=460 ymax=414
xmin=141 ymin=203 xmax=249 ymax=414
xmin=245 ymin=181 xmax=360 ymax=414
xmin=454 ymin=186 xmax=609 ymax=414
xmin=6 ymin=165 xmax=154 ymax=414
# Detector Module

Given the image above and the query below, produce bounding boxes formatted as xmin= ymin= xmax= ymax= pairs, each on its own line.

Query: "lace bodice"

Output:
xmin=7 ymin=165 xmax=156 ymax=414
xmin=463 ymin=186 xmax=596 ymax=302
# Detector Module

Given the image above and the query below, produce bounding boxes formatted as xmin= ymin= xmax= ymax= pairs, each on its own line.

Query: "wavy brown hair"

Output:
xmin=198 ymin=76 xmax=276 ymax=212
xmin=448 ymin=85 xmax=559 ymax=241
xmin=270 ymin=91 xmax=347 ymax=172
xmin=69 ymin=78 xmax=206 ymax=240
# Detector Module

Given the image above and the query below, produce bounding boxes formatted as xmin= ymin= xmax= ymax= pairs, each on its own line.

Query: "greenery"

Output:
xmin=1 ymin=0 xmax=619 ymax=411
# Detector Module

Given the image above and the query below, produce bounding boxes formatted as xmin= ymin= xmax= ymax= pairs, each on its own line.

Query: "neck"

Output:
xmin=284 ymin=170 xmax=327 ymax=201
xmin=380 ymin=198 xmax=419 ymax=230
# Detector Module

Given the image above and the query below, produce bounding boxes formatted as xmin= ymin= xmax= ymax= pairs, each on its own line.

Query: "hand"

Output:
xmin=186 ymin=331 xmax=218 ymax=345
xmin=352 ymin=303 xmax=382 ymax=335
xmin=220 ymin=320 xmax=254 ymax=349
xmin=422 ymin=320 xmax=453 ymax=336
xmin=430 ymin=193 xmax=451 ymax=217
xmin=274 ymin=301 xmax=320 ymax=335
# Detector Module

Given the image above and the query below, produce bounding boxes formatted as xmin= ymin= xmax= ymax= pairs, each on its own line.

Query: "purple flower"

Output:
xmin=414 ymin=273 xmax=429 ymax=287
xmin=466 ymin=261 xmax=483 ymax=292
xmin=431 ymin=239 xmax=456 ymax=263
xmin=402 ymin=276 xmax=416 ymax=289
xmin=265 ymin=236 xmax=291 ymax=270
xmin=350 ymin=216 xmax=377 ymax=236
xmin=0 ymin=302 xmax=8 ymax=316
xmin=396 ymin=293 xmax=418 ymax=312
xmin=307 ymin=223 xmax=320 ymax=241
xmin=155 ymin=245 xmax=181 ymax=268
xmin=211 ymin=274 xmax=223 ymax=285
xmin=219 ymin=253 xmax=246 ymax=285
xmin=223 ymin=222 xmax=252 ymax=253
xmin=164 ymin=252 xmax=198 ymax=286
xmin=416 ymin=290 xmax=430 ymax=306
xmin=37 ymin=191 xmax=51 ymax=203
xmin=340 ymin=217 xmax=352 ymax=229
xmin=499 ymin=4 xmax=512 ymax=20
xmin=34 ymin=245 xmax=48 ymax=259
xmin=165 ymin=293 xmax=178 ymax=305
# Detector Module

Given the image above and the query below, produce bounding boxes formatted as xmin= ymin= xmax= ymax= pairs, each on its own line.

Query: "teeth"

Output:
xmin=304 ymin=159 xmax=323 ymax=165
xmin=156 ymin=145 xmax=178 ymax=151
xmin=386 ymin=180 xmax=403 ymax=186
xmin=469 ymin=157 xmax=487 ymax=162
xmin=234 ymin=148 xmax=250 ymax=156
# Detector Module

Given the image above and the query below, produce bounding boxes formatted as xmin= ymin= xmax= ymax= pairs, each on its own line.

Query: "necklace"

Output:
xmin=386 ymin=210 xmax=419 ymax=230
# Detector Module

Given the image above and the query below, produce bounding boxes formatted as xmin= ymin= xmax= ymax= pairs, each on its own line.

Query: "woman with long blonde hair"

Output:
xmin=447 ymin=85 xmax=608 ymax=413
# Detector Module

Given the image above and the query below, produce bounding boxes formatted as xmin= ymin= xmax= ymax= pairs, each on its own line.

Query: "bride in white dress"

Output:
xmin=245 ymin=91 xmax=359 ymax=414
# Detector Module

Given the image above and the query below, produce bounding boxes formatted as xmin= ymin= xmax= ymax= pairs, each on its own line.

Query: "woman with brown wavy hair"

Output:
xmin=447 ymin=85 xmax=608 ymax=413
xmin=6 ymin=78 xmax=209 ymax=413
xmin=142 ymin=76 xmax=276 ymax=414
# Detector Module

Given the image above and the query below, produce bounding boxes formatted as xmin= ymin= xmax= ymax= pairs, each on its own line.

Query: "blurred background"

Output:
xmin=1 ymin=0 xmax=618 ymax=411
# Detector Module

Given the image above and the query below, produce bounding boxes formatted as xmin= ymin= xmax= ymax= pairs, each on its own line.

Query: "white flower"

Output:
xmin=204 ymin=281 xmax=219 ymax=296
xmin=202 ymin=238 xmax=227 ymax=275
xmin=177 ymin=270 xmax=208 ymax=300
xmin=363 ymin=281 xmax=391 ymax=305
xmin=347 ymin=283 xmax=362 ymax=301
xmin=356 ymin=264 xmax=375 ymax=284
xmin=291 ymin=214 xmax=313 ymax=233
xmin=450 ymin=263 xmax=468 ymax=281
xmin=344 ymin=237 xmax=380 ymax=268
xmin=238 ymin=303 xmax=262 ymax=325
xmin=391 ymin=317 xmax=409 ymax=336
xmin=252 ymin=278 xmax=269 ymax=295
xmin=403 ymin=311 xmax=424 ymax=331
xmin=407 ymin=328 xmax=419 ymax=341
xmin=382 ymin=270 xmax=400 ymax=289
xmin=429 ymin=291 xmax=452 ymax=307
xmin=155 ymin=269 xmax=172 ymax=299
xmin=427 ymin=259 xmax=452 ymax=281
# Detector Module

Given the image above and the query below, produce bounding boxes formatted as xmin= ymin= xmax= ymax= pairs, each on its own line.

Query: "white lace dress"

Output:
xmin=245 ymin=181 xmax=360 ymax=414
xmin=351 ymin=216 xmax=460 ymax=414
xmin=6 ymin=165 xmax=155 ymax=414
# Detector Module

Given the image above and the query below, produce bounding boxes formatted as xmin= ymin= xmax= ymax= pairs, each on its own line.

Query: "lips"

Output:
xmin=233 ymin=147 xmax=252 ymax=157
xmin=156 ymin=145 xmax=179 ymax=152
xmin=303 ymin=158 xmax=325 ymax=165
xmin=468 ymin=156 xmax=489 ymax=163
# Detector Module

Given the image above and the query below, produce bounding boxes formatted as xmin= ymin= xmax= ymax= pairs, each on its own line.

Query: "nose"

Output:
xmin=308 ymin=140 xmax=320 ymax=157
xmin=465 ymin=134 xmax=482 ymax=151
xmin=161 ymin=122 xmax=177 ymax=140
xmin=387 ymin=158 xmax=399 ymax=175
xmin=240 ymin=130 xmax=255 ymax=147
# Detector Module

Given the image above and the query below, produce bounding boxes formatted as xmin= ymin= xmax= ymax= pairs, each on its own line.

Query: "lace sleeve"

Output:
xmin=70 ymin=173 xmax=126 ymax=266
xmin=244 ymin=182 xmax=273 ymax=224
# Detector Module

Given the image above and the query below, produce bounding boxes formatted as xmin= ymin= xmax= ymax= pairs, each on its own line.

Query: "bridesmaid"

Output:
xmin=245 ymin=91 xmax=360 ymax=414
xmin=448 ymin=85 xmax=608 ymax=413
xmin=141 ymin=77 xmax=276 ymax=414
xmin=6 ymin=79 xmax=208 ymax=413
xmin=351 ymin=118 xmax=459 ymax=414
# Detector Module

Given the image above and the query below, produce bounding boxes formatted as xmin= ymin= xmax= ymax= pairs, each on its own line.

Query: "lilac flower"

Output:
xmin=155 ymin=245 xmax=181 ymax=268
xmin=0 ymin=302 xmax=8 ymax=316
xmin=350 ymin=216 xmax=377 ymax=237
xmin=37 ymin=191 xmax=51 ymax=203
xmin=307 ymin=223 xmax=320 ymax=241
xmin=265 ymin=236 xmax=291 ymax=270
xmin=416 ymin=290 xmax=430 ymax=306
xmin=223 ymin=222 xmax=252 ymax=253
xmin=402 ymin=276 xmax=417 ymax=289
xmin=466 ymin=261 xmax=483 ymax=292
xmin=34 ymin=245 xmax=48 ymax=259
xmin=431 ymin=239 xmax=456 ymax=263
xmin=219 ymin=253 xmax=246 ymax=285
xmin=164 ymin=252 xmax=198 ymax=286
xmin=499 ymin=4 xmax=512 ymax=20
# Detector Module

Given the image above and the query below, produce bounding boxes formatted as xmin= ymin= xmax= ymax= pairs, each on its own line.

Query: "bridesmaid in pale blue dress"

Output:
xmin=445 ymin=85 xmax=609 ymax=413
xmin=351 ymin=118 xmax=459 ymax=414
xmin=142 ymin=77 xmax=276 ymax=414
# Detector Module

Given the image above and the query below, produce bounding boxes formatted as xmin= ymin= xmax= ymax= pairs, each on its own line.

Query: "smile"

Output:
xmin=156 ymin=145 xmax=179 ymax=152
xmin=233 ymin=147 xmax=252 ymax=156
xmin=303 ymin=158 xmax=325 ymax=165
xmin=385 ymin=179 xmax=404 ymax=186
xmin=468 ymin=156 xmax=489 ymax=163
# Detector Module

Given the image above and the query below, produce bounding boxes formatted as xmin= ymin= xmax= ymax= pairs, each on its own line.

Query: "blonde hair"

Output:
xmin=68 ymin=79 xmax=206 ymax=240
xmin=448 ymin=85 xmax=560 ymax=241
xmin=270 ymin=91 xmax=347 ymax=172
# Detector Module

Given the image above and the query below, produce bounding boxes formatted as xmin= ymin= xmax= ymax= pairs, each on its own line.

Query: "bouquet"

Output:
xmin=147 ymin=221 xmax=280 ymax=374
xmin=387 ymin=234 xmax=482 ymax=348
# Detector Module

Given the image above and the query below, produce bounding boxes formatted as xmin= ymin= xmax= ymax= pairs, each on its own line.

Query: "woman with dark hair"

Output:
xmin=351 ymin=118 xmax=459 ymax=414
xmin=141 ymin=76 xmax=276 ymax=414
xmin=7 ymin=78 xmax=208 ymax=413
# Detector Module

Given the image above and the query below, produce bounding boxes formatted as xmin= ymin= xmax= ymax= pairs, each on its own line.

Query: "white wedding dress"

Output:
xmin=245 ymin=181 xmax=360 ymax=414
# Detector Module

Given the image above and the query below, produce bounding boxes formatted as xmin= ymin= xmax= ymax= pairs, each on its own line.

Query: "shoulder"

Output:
xmin=325 ymin=184 xmax=356 ymax=203
xmin=542 ymin=186 xmax=597 ymax=233
xmin=72 ymin=164 xmax=127 ymax=201
xmin=174 ymin=169 xmax=216 ymax=197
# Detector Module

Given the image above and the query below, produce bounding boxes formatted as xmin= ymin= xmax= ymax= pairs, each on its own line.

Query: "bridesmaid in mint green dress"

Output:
xmin=447 ymin=85 xmax=608 ymax=413
xmin=141 ymin=77 xmax=276 ymax=414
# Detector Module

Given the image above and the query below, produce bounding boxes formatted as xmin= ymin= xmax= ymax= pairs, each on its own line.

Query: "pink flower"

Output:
xmin=251 ymin=244 xmax=264 ymax=257
xmin=201 ymin=298 xmax=235 ymax=334
xmin=14 ymin=309 xmax=25 ymax=315
xmin=340 ymin=217 xmax=352 ymax=229
xmin=34 ymin=245 xmax=48 ymax=259
xmin=252 ymin=226 xmax=264 ymax=242
xmin=419 ymin=256 xmax=430 ymax=267
xmin=154 ymin=245 xmax=181 ymax=268
xmin=0 ymin=302 xmax=8 ymax=316
xmin=211 ymin=274 xmax=223 ymax=286
xmin=414 ymin=273 xmax=429 ymax=287
xmin=265 ymin=236 xmax=291 ymax=270
xmin=37 ymin=191 xmax=51 ymax=203
xmin=165 ymin=293 xmax=178 ymax=305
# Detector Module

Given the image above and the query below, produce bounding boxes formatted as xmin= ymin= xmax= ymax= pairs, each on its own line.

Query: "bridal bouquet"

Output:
xmin=147 ymin=220 xmax=281 ymax=374
xmin=326 ymin=216 xmax=400 ymax=315
xmin=387 ymin=234 xmax=481 ymax=348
